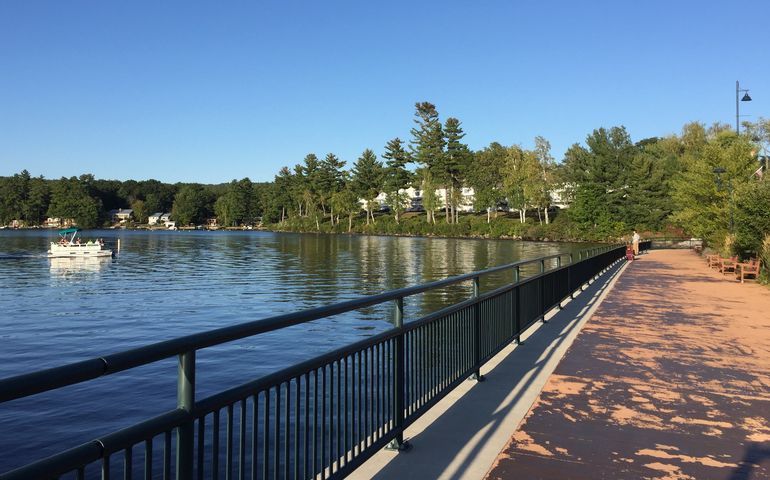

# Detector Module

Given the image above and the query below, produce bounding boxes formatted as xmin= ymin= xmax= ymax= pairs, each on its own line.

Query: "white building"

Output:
xmin=148 ymin=212 xmax=163 ymax=225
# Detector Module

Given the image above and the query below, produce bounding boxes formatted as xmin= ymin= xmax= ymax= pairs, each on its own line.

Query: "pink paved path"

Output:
xmin=485 ymin=250 xmax=770 ymax=480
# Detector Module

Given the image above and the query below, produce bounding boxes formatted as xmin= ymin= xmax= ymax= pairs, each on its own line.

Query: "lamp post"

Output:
xmin=736 ymin=80 xmax=752 ymax=134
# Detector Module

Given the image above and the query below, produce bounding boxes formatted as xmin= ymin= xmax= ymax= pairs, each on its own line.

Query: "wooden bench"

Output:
xmin=718 ymin=256 xmax=738 ymax=275
xmin=735 ymin=258 xmax=762 ymax=283
xmin=706 ymin=254 xmax=721 ymax=268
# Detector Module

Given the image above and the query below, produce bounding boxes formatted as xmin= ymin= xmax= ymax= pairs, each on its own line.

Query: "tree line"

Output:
xmin=2 ymin=102 xmax=768 ymax=257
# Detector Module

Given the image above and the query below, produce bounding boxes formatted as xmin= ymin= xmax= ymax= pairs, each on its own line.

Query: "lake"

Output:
xmin=0 ymin=229 xmax=593 ymax=473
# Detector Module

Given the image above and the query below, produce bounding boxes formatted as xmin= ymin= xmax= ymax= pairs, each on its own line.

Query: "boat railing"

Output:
xmin=0 ymin=244 xmax=626 ymax=479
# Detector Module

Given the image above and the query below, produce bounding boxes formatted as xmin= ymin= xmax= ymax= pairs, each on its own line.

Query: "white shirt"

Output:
xmin=632 ymin=232 xmax=640 ymax=243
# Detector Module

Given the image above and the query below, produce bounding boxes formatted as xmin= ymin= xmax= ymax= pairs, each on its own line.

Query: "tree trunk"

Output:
xmin=545 ymin=207 xmax=550 ymax=225
xmin=537 ymin=208 xmax=542 ymax=225
xmin=487 ymin=208 xmax=491 ymax=224
xmin=395 ymin=209 xmax=400 ymax=224
xmin=348 ymin=214 xmax=353 ymax=232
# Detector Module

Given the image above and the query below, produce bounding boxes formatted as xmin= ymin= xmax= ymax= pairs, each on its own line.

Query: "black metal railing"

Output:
xmin=0 ymin=245 xmax=626 ymax=480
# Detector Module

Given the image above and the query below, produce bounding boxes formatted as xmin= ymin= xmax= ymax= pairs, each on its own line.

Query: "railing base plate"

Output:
xmin=385 ymin=439 xmax=412 ymax=452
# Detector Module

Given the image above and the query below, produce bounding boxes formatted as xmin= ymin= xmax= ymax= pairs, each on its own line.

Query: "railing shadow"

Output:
xmin=358 ymin=261 xmax=625 ymax=479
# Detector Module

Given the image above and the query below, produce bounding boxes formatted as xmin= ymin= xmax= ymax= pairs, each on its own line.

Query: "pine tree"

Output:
xmin=351 ymin=149 xmax=384 ymax=225
xmin=409 ymin=102 xmax=445 ymax=223
xmin=382 ymin=138 xmax=412 ymax=224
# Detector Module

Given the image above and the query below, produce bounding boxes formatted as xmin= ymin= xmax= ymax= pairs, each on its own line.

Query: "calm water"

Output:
xmin=0 ymin=230 xmax=591 ymax=472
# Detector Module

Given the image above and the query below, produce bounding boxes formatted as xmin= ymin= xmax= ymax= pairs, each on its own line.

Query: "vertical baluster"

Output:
xmin=196 ymin=417 xmax=204 ymax=480
xmin=263 ymin=390 xmax=270 ymax=480
xmin=239 ymin=400 xmax=246 ymax=480
xmin=163 ymin=432 xmax=171 ymax=480
xmin=321 ymin=367 xmax=327 ymax=480
xmin=312 ymin=370 xmax=318 ymax=479
xmin=274 ymin=384 xmax=280 ymax=480
xmin=103 ymin=454 xmax=111 ymax=480
xmin=357 ymin=351 xmax=362 ymax=454
xmin=377 ymin=343 xmax=382 ymax=439
xmin=304 ymin=376 xmax=310 ymax=480
xmin=78 ymin=466 xmax=86 ymax=480
xmin=124 ymin=447 xmax=132 ymax=480
xmin=251 ymin=396 xmax=257 ymax=480
xmin=336 ymin=360 xmax=341 ymax=470
xmin=212 ymin=410 xmax=220 ymax=480
xmin=226 ymin=404 xmax=233 ymax=480
xmin=285 ymin=382 xmax=290 ymax=480
xmin=351 ymin=353 xmax=357 ymax=457
xmin=144 ymin=439 xmax=152 ymax=480
xmin=343 ymin=358 xmax=349 ymax=466
xmin=294 ymin=378 xmax=300 ymax=480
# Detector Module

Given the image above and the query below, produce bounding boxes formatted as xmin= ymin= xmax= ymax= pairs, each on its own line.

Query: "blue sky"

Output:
xmin=1 ymin=1 xmax=768 ymax=184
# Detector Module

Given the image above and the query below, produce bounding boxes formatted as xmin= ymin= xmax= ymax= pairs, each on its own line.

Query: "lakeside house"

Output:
xmin=148 ymin=212 xmax=163 ymax=225
xmin=44 ymin=217 xmax=76 ymax=228
xmin=109 ymin=209 xmax=134 ymax=224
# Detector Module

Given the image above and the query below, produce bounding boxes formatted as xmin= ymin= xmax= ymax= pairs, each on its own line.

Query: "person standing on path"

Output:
xmin=632 ymin=230 xmax=640 ymax=256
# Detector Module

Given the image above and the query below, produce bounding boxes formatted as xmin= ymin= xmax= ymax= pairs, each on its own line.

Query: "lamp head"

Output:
xmin=741 ymin=92 xmax=752 ymax=102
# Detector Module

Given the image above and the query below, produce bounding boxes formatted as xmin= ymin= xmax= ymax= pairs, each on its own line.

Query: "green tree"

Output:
xmin=330 ymin=187 xmax=360 ymax=232
xmin=467 ymin=143 xmax=506 ymax=223
xmin=47 ymin=176 xmax=101 ymax=228
xmin=503 ymin=146 xmax=529 ymax=223
xmin=733 ymin=180 xmax=770 ymax=255
xmin=172 ymin=184 xmax=212 ymax=226
xmin=351 ymin=149 xmax=383 ymax=225
xmin=318 ymin=153 xmax=346 ymax=221
xmin=671 ymin=130 xmax=756 ymax=247
xmin=561 ymin=127 xmax=636 ymax=235
xmin=443 ymin=118 xmax=472 ymax=223
xmin=532 ymin=136 xmax=556 ymax=224
xmin=131 ymin=199 xmax=148 ymax=224
xmin=410 ymin=102 xmax=444 ymax=223
xmin=382 ymin=138 xmax=412 ymax=224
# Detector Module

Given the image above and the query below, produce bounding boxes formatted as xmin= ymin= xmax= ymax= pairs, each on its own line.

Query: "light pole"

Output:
xmin=736 ymin=80 xmax=752 ymax=134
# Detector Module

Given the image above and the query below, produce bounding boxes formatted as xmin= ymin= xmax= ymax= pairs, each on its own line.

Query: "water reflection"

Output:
xmin=49 ymin=256 xmax=109 ymax=278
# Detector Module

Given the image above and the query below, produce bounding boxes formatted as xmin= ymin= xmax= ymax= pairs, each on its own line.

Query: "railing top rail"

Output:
xmin=0 ymin=246 xmax=620 ymax=404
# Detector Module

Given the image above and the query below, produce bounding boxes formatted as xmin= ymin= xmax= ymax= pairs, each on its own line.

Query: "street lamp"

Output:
xmin=736 ymin=80 xmax=752 ymax=134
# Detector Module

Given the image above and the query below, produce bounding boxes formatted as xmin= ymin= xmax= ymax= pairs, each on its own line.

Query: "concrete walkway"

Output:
xmin=350 ymin=255 xmax=628 ymax=479
xmin=486 ymin=250 xmax=770 ymax=480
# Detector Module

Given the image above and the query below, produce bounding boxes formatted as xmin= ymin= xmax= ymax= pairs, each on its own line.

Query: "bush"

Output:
xmin=733 ymin=181 xmax=770 ymax=256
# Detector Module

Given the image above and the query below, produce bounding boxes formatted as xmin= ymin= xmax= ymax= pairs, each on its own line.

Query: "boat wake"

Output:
xmin=0 ymin=253 xmax=49 ymax=260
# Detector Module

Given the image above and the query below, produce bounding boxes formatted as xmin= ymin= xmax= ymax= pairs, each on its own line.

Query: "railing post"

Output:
xmin=556 ymin=256 xmax=563 ymax=310
xmin=471 ymin=276 xmax=485 ymax=382
xmin=513 ymin=266 xmax=523 ymax=344
xmin=387 ymin=297 xmax=410 ymax=451
xmin=176 ymin=351 xmax=196 ymax=480
xmin=539 ymin=260 xmax=547 ymax=323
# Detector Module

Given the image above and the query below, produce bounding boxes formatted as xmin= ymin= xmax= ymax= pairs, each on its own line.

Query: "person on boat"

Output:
xmin=58 ymin=237 xmax=67 ymax=245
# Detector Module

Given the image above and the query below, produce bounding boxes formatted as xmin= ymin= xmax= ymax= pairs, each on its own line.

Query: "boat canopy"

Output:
xmin=58 ymin=228 xmax=80 ymax=235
